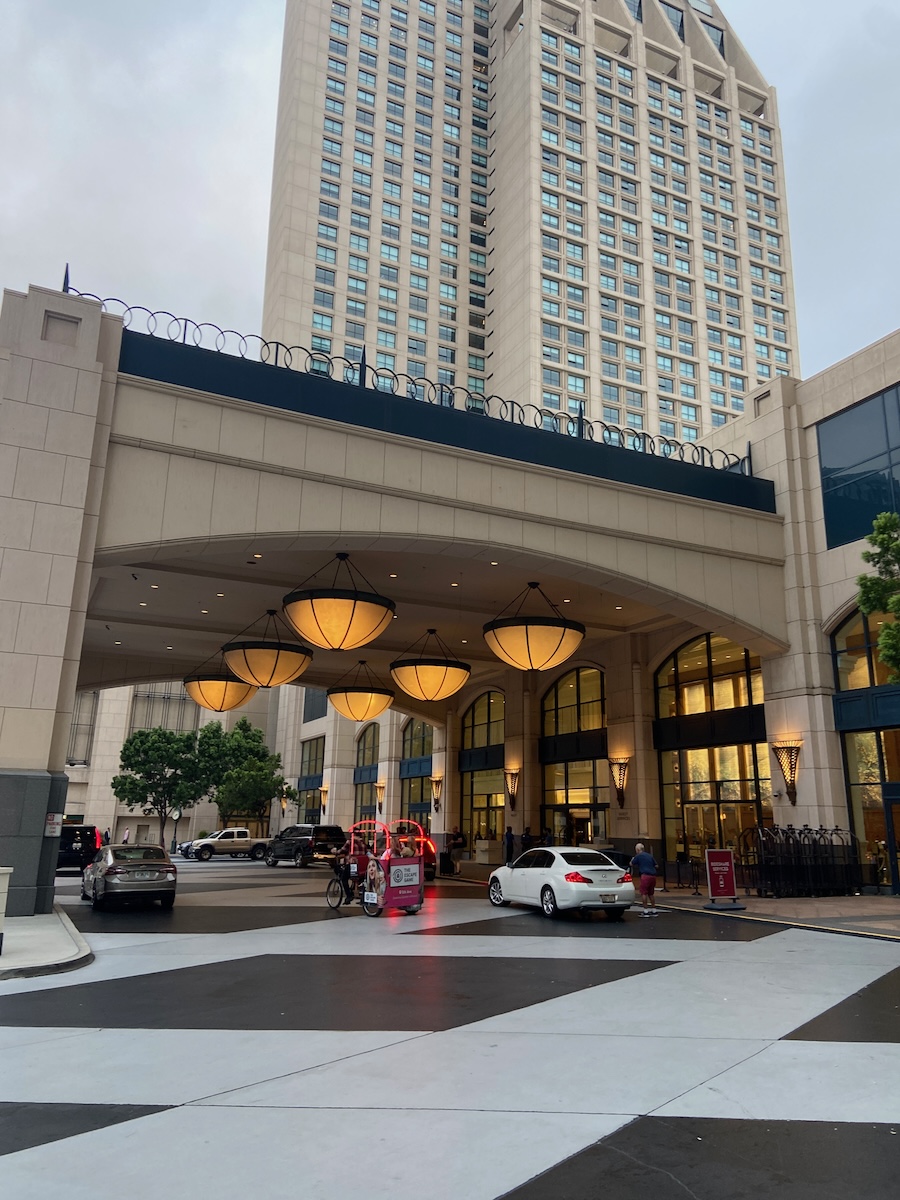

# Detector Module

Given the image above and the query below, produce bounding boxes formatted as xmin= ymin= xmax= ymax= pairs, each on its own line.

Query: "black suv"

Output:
xmin=264 ymin=824 xmax=346 ymax=868
xmin=57 ymin=824 xmax=102 ymax=872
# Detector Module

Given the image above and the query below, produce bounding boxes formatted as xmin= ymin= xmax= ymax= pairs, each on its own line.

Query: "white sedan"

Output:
xmin=488 ymin=847 xmax=635 ymax=919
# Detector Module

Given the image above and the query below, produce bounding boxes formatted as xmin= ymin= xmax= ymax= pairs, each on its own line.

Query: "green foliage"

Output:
xmin=111 ymin=717 xmax=283 ymax=845
xmin=857 ymin=511 xmax=900 ymax=682
xmin=111 ymin=728 xmax=210 ymax=846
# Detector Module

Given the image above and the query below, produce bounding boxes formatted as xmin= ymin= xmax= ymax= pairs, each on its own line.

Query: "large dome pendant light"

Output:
xmin=222 ymin=609 xmax=313 ymax=688
xmin=282 ymin=553 xmax=395 ymax=650
xmin=327 ymin=660 xmax=395 ymax=721
xmin=483 ymin=582 xmax=585 ymax=671
xmin=183 ymin=649 xmax=259 ymax=712
xmin=390 ymin=628 xmax=471 ymax=702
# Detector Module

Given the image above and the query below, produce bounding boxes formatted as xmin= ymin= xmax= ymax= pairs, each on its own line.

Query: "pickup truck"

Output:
xmin=191 ymin=828 xmax=271 ymax=861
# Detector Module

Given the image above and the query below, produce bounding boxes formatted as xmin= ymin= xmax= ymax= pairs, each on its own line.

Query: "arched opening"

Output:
xmin=654 ymin=634 xmax=771 ymax=861
xmin=460 ymin=691 xmax=505 ymax=846
xmin=353 ymin=723 xmax=380 ymax=822
xmin=540 ymin=667 xmax=610 ymax=846
xmin=400 ymin=719 xmax=434 ymax=832
xmin=832 ymin=608 xmax=900 ymax=888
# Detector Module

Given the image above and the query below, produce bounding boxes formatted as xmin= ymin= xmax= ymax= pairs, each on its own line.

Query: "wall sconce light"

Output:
xmin=374 ymin=781 xmax=386 ymax=814
xmin=319 ymin=782 xmax=329 ymax=813
xmin=430 ymin=776 xmax=443 ymax=812
xmin=772 ymin=742 xmax=801 ymax=805
xmin=609 ymin=757 xmax=630 ymax=809
xmin=504 ymin=768 xmax=520 ymax=811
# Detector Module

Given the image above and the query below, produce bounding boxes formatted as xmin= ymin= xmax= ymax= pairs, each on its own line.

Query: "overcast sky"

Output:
xmin=1 ymin=0 xmax=898 ymax=377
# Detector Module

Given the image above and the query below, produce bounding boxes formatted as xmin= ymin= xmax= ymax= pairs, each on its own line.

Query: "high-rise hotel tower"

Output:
xmin=263 ymin=0 xmax=797 ymax=442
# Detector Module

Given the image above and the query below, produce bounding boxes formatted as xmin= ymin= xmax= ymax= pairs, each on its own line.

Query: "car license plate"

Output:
xmin=133 ymin=871 xmax=153 ymax=880
xmin=364 ymin=891 xmax=378 ymax=904
xmin=600 ymin=893 xmax=616 ymax=903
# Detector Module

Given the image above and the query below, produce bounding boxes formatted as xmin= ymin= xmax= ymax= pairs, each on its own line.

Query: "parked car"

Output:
xmin=57 ymin=824 xmax=102 ymax=872
xmin=264 ymin=824 xmax=346 ymax=868
xmin=487 ymin=847 xmax=635 ymax=919
xmin=82 ymin=844 xmax=177 ymax=910
xmin=191 ymin=828 xmax=270 ymax=861
xmin=178 ymin=839 xmax=195 ymax=859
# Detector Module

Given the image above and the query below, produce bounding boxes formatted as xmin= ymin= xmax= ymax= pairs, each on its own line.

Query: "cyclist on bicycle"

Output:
xmin=339 ymin=835 xmax=370 ymax=904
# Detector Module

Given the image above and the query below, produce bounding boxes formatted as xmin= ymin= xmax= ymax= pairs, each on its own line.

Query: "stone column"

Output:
xmin=0 ymin=287 xmax=120 ymax=914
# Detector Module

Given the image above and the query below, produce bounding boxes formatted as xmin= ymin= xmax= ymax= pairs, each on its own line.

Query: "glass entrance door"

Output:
xmin=683 ymin=800 xmax=759 ymax=857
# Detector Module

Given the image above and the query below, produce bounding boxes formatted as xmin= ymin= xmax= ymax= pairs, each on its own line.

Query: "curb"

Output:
xmin=0 ymin=905 xmax=94 ymax=981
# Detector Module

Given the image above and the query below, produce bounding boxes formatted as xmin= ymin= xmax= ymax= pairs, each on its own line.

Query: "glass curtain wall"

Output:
xmin=355 ymin=724 xmax=379 ymax=822
xmin=401 ymin=719 xmax=434 ymax=833
xmin=460 ymin=692 xmax=505 ymax=845
xmin=541 ymin=668 xmax=609 ymax=845
xmin=833 ymin=609 xmax=900 ymax=884
xmin=656 ymin=635 xmax=771 ymax=860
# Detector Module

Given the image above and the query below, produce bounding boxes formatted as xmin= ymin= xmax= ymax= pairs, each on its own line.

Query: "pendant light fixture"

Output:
xmin=183 ymin=650 xmax=259 ymax=712
xmin=483 ymin=582 xmax=585 ymax=671
xmin=282 ymin=553 xmax=395 ymax=651
xmin=390 ymin=628 xmax=471 ymax=702
xmin=327 ymin=659 xmax=394 ymax=721
xmin=222 ymin=609 xmax=313 ymax=688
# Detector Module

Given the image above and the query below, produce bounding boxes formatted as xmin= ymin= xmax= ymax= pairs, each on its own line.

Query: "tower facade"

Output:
xmin=263 ymin=0 xmax=798 ymax=442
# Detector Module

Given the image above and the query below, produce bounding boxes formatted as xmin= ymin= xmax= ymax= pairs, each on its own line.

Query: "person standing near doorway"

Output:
xmin=503 ymin=825 xmax=515 ymax=865
xmin=630 ymin=842 xmax=659 ymax=915
xmin=448 ymin=826 xmax=466 ymax=876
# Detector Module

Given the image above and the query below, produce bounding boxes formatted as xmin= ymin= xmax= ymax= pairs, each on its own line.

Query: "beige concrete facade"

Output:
xmin=2 ymin=281 xmax=899 ymax=911
xmin=263 ymin=0 xmax=798 ymax=444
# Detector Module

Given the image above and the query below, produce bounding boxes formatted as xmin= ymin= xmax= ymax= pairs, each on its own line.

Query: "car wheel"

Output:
xmin=363 ymin=900 xmax=382 ymax=917
xmin=229 ymin=853 xmax=239 ymax=858
xmin=251 ymin=844 xmax=266 ymax=861
xmin=540 ymin=886 xmax=558 ymax=918
xmin=159 ymin=894 xmax=175 ymax=910
xmin=404 ymin=905 xmax=422 ymax=914
xmin=488 ymin=878 xmax=510 ymax=907
xmin=197 ymin=847 xmax=213 ymax=862
xmin=80 ymin=880 xmax=90 ymax=901
xmin=605 ymin=908 xmax=626 ymax=922
xmin=264 ymin=850 xmax=278 ymax=868
xmin=293 ymin=851 xmax=307 ymax=868
xmin=91 ymin=884 xmax=106 ymax=912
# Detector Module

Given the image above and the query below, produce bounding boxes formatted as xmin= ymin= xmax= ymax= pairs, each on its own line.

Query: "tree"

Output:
xmin=857 ymin=511 xmax=900 ymax=681
xmin=216 ymin=759 xmax=297 ymax=826
xmin=111 ymin=728 xmax=212 ymax=847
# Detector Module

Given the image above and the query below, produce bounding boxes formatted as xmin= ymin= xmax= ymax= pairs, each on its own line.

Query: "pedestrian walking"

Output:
xmin=521 ymin=826 xmax=534 ymax=853
xmin=630 ymin=841 xmax=659 ymax=915
xmin=121 ymin=827 xmax=130 ymax=844
xmin=103 ymin=828 xmax=111 ymax=845
xmin=503 ymin=825 xmax=515 ymax=865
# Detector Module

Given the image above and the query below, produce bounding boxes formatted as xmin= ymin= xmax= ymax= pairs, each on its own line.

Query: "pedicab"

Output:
xmin=331 ymin=818 xmax=425 ymax=916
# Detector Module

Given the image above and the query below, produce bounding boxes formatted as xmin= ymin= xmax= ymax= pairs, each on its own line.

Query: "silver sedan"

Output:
xmin=82 ymin=844 xmax=177 ymax=911
xmin=488 ymin=847 xmax=635 ymax=919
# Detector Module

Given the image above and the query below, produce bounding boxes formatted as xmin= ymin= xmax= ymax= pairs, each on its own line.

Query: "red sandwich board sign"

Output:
xmin=703 ymin=849 xmax=745 ymax=910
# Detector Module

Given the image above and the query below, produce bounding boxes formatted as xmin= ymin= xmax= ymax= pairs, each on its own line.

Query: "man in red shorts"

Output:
xmin=630 ymin=842 xmax=659 ymax=915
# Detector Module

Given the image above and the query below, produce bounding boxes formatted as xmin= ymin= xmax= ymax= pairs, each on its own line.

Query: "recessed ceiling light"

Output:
xmin=490 ymin=561 xmax=498 ymax=566
xmin=253 ymin=553 xmax=263 ymax=559
xmin=451 ymin=582 xmax=459 ymax=587
xmin=166 ymin=646 xmax=173 ymax=651
xmin=201 ymin=609 xmax=209 ymax=614
xmin=562 ymin=599 xmax=571 ymax=603
xmin=389 ymin=573 xmax=398 ymax=578
xmin=150 ymin=584 xmax=159 ymax=589
xmin=392 ymin=614 xmax=398 ymax=619
xmin=139 ymin=602 xmax=147 ymax=607
xmin=216 ymin=593 xmax=224 ymax=597
xmin=114 ymin=640 xmax=121 ymax=645
xmin=615 ymin=605 xmax=623 ymax=610
xmin=461 ymin=639 xmax=468 ymax=643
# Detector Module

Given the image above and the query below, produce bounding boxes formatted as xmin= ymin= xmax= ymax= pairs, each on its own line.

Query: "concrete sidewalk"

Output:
xmin=0 ymin=906 xmax=92 ymax=980
xmin=657 ymin=889 xmax=900 ymax=940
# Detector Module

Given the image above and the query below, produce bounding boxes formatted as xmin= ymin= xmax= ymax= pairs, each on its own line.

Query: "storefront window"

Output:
xmin=461 ymin=767 xmax=505 ymax=844
xmin=660 ymin=741 xmax=772 ymax=861
xmin=401 ymin=776 xmax=431 ymax=832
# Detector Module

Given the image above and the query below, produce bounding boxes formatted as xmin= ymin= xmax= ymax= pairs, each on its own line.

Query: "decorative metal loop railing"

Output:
xmin=68 ymin=290 xmax=751 ymax=475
